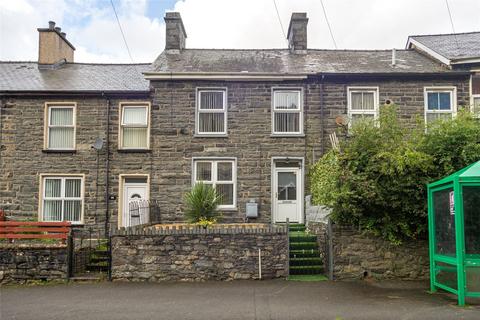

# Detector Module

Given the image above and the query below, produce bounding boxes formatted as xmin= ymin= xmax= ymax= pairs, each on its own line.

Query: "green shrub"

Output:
xmin=184 ymin=182 xmax=222 ymax=223
xmin=310 ymin=105 xmax=480 ymax=244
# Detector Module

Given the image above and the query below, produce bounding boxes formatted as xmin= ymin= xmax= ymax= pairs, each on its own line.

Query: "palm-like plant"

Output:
xmin=184 ymin=182 xmax=222 ymax=223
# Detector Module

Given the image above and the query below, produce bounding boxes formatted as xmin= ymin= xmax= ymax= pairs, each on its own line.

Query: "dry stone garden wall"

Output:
xmin=0 ymin=243 xmax=68 ymax=284
xmin=111 ymin=225 xmax=288 ymax=282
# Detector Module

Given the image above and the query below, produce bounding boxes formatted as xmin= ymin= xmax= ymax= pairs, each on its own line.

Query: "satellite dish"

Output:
xmin=335 ymin=116 xmax=347 ymax=126
xmin=93 ymin=137 xmax=104 ymax=150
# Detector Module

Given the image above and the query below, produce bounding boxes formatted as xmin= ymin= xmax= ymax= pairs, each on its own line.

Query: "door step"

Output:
xmin=289 ymin=224 xmax=325 ymax=277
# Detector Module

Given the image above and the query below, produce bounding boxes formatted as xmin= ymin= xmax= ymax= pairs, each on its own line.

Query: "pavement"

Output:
xmin=1 ymin=279 xmax=479 ymax=320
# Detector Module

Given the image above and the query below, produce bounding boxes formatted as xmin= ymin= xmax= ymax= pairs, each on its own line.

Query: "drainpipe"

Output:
xmin=320 ymin=75 xmax=325 ymax=156
xmin=103 ymin=93 xmax=111 ymax=238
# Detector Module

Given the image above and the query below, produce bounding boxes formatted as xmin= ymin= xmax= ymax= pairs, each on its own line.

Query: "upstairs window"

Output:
xmin=196 ymin=89 xmax=227 ymax=135
xmin=45 ymin=104 xmax=75 ymax=150
xmin=472 ymin=75 xmax=480 ymax=115
xmin=272 ymin=89 xmax=303 ymax=135
xmin=41 ymin=175 xmax=83 ymax=224
xmin=424 ymin=87 xmax=456 ymax=125
xmin=193 ymin=159 xmax=236 ymax=209
xmin=119 ymin=104 xmax=150 ymax=149
xmin=347 ymin=87 xmax=379 ymax=128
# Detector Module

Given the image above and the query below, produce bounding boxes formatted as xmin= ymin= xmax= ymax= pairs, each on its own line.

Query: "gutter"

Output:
xmin=0 ymin=90 xmax=149 ymax=98
xmin=143 ymin=71 xmax=470 ymax=82
xmin=143 ymin=72 xmax=309 ymax=81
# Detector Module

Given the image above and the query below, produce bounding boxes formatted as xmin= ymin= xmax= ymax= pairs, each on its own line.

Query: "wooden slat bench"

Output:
xmin=0 ymin=221 xmax=71 ymax=242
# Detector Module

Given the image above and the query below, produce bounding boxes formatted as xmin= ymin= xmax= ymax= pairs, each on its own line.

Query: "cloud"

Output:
xmin=0 ymin=0 xmax=479 ymax=63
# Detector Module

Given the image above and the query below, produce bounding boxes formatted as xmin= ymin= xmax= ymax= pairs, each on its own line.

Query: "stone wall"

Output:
xmin=0 ymin=243 xmax=68 ymax=284
xmin=328 ymin=224 xmax=429 ymax=280
xmin=111 ymin=225 xmax=288 ymax=281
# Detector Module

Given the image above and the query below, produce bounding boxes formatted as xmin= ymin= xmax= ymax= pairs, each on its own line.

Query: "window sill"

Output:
xmin=218 ymin=207 xmax=238 ymax=212
xmin=194 ymin=134 xmax=228 ymax=138
xmin=117 ymin=149 xmax=152 ymax=153
xmin=42 ymin=149 xmax=76 ymax=154
xmin=270 ymin=134 xmax=305 ymax=138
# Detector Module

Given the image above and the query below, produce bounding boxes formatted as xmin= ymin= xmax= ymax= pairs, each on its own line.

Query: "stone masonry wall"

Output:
xmin=329 ymin=224 xmax=429 ymax=280
xmin=111 ymin=225 xmax=288 ymax=281
xmin=0 ymin=75 xmax=471 ymax=231
xmin=0 ymin=244 xmax=68 ymax=284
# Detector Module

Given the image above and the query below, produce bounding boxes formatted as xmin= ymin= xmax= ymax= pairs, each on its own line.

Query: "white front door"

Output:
xmin=273 ymin=168 xmax=302 ymax=223
xmin=122 ymin=183 xmax=148 ymax=227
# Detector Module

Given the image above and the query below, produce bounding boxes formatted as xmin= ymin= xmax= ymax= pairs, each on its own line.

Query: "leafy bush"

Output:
xmin=310 ymin=105 xmax=480 ymax=244
xmin=184 ymin=182 xmax=222 ymax=223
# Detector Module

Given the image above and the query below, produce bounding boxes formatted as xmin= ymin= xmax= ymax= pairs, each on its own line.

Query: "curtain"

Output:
xmin=216 ymin=184 xmax=233 ymax=205
xmin=362 ymin=92 xmax=375 ymax=110
xmin=275 ymin=91 xmax=299 ymax=109
xmin=196 ymin=162 xmax=212 ymax=181
xmin=49 ymin=108 xmax=74 ymax=149
xmin=200 ymin=91 xmax=224 ymax=110
xmin=199 ymin=113 xmax=225 ymax=133
xmin=123 ymin=107 xmax=147 ymax=124
xmin=123 ymin=127 xmax=148 ymax=148
xmin=274 ymin=113 xmax=299 ymax=133
xmin=351 ymin=92 xmax=363 ymax=110
xmin=217 ymin=162 xmax=232 ymax=181
xmin=122 ymin=106 xmax=148 ymax=148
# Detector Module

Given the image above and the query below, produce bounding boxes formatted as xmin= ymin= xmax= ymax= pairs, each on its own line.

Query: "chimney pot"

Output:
xmin=164 ymin=12 xmax=187 ymax=51
xmin=48 ymin=21 xmax=56 ymax=30
xmin=287 ymin=12 xmax=308 ymax=53
xmin=55 ymin=27 xmax=61 ymax=33
xmin=61 ymin=32 xmax=66 ymax=38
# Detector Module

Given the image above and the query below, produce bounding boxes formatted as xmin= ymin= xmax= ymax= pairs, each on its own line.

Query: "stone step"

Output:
xmin=290 ymin=242 xmax=318 ymax=250
xmin=86 ymin=262 xmax=109 ymax=272
xmin=289 ymin=226 xmax=306 ymax=232
xmin=290 ymin=257 xmax=323 ymax=266
xmin=289 ymin=233 xmax=317 ymax=243
xmin=289 ymin=265 xmax=324 ymax=275
xmin=290 ymin=249 xmax=321 ymax=258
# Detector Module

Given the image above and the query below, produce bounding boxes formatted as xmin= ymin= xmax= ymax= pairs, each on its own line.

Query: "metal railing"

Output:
xmin=127 ymin=200 xmax=161 ymax=227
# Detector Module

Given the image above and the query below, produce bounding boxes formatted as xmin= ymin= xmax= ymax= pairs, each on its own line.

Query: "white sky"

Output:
xmin=0 ymin=0 xmax=479 ymax=63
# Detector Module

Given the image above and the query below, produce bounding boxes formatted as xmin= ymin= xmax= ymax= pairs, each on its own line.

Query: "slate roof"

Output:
xmin=151 ymin=49 xmax=454 ymax=74
xmin=408 ymin=32 xmax=480 ymax=61
xmin=0 ymin=62 xmax=151 ymax=92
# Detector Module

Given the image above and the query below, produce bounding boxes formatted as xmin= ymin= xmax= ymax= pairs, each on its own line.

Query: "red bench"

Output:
xmin=0 ymin=221 xmax=71 ymax=242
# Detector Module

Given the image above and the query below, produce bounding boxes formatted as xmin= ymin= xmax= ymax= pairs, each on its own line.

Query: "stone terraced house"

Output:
xmin=0 ymin=12 xmax=479 ymax=233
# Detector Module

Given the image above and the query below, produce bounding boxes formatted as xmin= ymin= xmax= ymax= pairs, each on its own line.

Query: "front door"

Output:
xmin=122 ymin=182 xmax=148 ymax=227
xmin=273 ymin=168 xmax=301 ymax=223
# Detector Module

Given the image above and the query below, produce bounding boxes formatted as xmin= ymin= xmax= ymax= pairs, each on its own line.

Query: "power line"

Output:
xmin=110 ymin=0 xmax=135 ymax=63
xmin=319 ymin=0 xmax=337 ymax=49
xmin=272 ymin=0 xmax=287 ymax=41
xmin=445 ymin=0 xmax=460 ymax=50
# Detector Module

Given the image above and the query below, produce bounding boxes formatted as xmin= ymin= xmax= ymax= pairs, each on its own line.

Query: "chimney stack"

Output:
xmin=287 ymin=13 xmax=308 ymax=53
xmin=37 ymin=21 xmax=75 ymax=65
xmin=164 ymin=12 xmax=187 ymax=51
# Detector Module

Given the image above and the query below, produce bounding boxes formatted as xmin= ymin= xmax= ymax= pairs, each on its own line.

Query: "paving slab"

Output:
xmin=1 ymin=279 xmax=479 ymax=320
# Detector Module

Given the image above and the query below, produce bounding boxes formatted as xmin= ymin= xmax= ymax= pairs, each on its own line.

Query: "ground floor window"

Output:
xmin=40 ymin=175 xmax=84 ymax=223
xmin=193 ymin=159 xmax=236 ymax=209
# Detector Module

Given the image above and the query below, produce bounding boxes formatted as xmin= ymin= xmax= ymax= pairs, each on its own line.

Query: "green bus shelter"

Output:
xmin=428 ymin=161 xmax=480 ymax=306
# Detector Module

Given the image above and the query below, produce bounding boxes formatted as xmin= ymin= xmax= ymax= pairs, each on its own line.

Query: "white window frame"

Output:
xmin=44 ymin=102 xmax=76 ymax=150
xmin=424 ymin=87 xmax=457 ymax=125
xmin=195 ymin=88 xmax=228 ymax=136
xmin=39 ymin=174 xmax=85 ymax=225
xmin=118 ymin=102 xmax=151 ymax=150
xmin=347 ymin=87 xmax=379 ymax=128
xmin=470 ymin=75 xmax=480 ymax=116
xmin=192 ymin=158 xmax=237 ymax=210
xmin=271 ymin=88 xmax=304 ymax=136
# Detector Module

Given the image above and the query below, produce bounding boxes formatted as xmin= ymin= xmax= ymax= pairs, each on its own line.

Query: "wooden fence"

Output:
xmin=0 ymin=221 xmax=71 ymax=242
